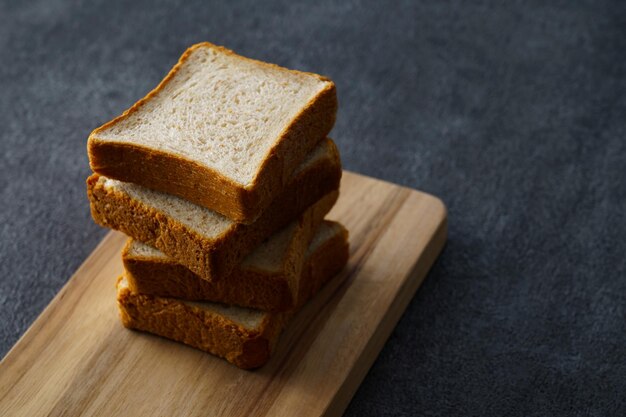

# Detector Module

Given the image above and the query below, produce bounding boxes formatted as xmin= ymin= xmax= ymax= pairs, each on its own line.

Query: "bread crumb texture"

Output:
xmin=97 ymin=44 xmax=329 ymax=185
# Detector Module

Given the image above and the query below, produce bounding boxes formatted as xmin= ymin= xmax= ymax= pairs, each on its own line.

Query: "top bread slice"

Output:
xmin=88 ymin=42 xmax=337 ymax=224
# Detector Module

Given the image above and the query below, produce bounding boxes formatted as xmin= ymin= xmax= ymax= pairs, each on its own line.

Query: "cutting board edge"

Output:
xmin=325 ymin=203 xmax=448 ymax=417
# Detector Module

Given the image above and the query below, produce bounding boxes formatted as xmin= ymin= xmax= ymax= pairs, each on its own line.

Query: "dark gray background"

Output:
xmin=1 ymin=0 xmax=624 ymax=415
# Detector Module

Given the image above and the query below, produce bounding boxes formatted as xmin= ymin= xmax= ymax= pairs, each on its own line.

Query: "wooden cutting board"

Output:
xmin=0 ymin=171 xmax=447 ymax=417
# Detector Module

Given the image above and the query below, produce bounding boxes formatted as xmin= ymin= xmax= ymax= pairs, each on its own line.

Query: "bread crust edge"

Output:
xmin=88 ymin=42 xmax=337 ymax=224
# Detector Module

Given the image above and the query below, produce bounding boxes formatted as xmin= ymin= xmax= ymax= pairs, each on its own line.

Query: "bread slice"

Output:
xmin=88 ymin=138 xmax=341 ymax=280
xmin=88 ymin=42 xmax=337 ymax=224
xmin=124 ymin=221 xmax=349 ymax=311
xmin=117 ymin=222 xmax=349 ymax=369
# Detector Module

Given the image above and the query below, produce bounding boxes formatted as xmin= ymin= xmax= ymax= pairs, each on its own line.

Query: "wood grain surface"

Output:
xmin=0 ymin=171 xmax=447 ymax=417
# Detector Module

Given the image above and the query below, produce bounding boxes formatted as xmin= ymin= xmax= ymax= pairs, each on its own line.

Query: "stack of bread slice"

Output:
xmin=86 ymin=42 xmax=348 ymax=369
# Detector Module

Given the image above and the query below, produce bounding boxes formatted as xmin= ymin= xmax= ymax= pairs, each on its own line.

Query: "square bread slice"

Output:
xmin=88 ymin=138 xmax=341 ymax=281
xmin=117 ymin=221 xmax=349 ymax=369
xmin=88 ymin=42 xmax=337 ymax=224
xmin=124 ymin=221 xmax=349 ymax=312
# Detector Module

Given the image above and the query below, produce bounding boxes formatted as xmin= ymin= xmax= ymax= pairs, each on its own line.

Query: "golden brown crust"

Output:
xmin=123 ymin=222 xmax=349 ymax=312
xmin=116 ymin=223 xmax=349 ymax=369
xmin=87 ymin=141 xmax=341 ymax=280
xmin=294 ymin=225 xmax=350 ymax=309
xmin=88 ymin=42 xmax=337 ymax=224
xmin=88 ymin=140 xmax=257 ymax=223
xmin=90 ymin=181 xmax=338 ymax=281
xmin=117 ymin=278 xmax=288 ymax=369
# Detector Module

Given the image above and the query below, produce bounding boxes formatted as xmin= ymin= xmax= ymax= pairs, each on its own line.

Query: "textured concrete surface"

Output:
xmin=1 ymin=0 xmax=625 ymax=415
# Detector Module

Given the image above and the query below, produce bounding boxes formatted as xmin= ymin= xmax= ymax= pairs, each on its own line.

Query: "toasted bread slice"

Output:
xmin=89 ymin=42 xmax=337 ymax=223
xmin=117 ymin=222 xmax=349 ymax=369
xmin=88 ymin=139 xmax=341 ymax=281
xmin=124 ymin=221 xmax=349 ymax=311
